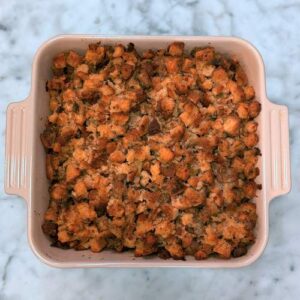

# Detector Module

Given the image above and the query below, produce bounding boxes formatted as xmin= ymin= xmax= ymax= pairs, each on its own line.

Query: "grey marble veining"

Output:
xmin=0 ymin=0 xmax=300 ymax=299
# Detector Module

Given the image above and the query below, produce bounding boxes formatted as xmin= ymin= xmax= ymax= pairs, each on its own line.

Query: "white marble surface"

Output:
xmin=0 ymin=0 xmax=300 ymax=299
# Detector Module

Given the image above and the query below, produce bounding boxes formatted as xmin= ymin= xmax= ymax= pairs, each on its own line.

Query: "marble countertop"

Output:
xmin=1 ymin=0 xmax=300 ymax=299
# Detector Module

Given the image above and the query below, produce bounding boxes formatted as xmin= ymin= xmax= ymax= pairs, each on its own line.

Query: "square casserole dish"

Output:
xmin=5 ymin=35 xmax=291 ymax=268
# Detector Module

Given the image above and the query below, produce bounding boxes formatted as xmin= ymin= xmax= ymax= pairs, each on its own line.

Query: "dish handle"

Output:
xmin=5 ymin=98 xmax=31 ymax=201
xmin=267 ymin=102 xmax=291 ymax=200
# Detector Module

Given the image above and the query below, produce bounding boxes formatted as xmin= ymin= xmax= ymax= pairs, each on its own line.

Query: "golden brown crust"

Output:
xmin=42 ymin=42 xmax=261 ymax=260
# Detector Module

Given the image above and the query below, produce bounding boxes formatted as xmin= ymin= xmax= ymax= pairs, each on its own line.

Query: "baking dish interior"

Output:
xmin=29 ymin=36 xmax=268 ymax=267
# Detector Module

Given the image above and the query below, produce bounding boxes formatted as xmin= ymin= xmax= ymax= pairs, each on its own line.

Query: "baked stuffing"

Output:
xmin=41 ymin=41 xmax=261 ymax=260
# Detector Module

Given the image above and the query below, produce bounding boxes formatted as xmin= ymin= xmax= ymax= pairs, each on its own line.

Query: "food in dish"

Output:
xmin=41 ymin=41 xmax=261 ymax=260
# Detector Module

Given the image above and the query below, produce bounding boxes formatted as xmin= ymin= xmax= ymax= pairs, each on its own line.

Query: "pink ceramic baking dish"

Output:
xmin=5 ymin=35 xmax=291 ymax=268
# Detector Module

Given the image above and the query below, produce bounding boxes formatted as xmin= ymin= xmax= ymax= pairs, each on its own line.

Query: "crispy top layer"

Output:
xmin=42 ymin=42 xmax=261 ymax=260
